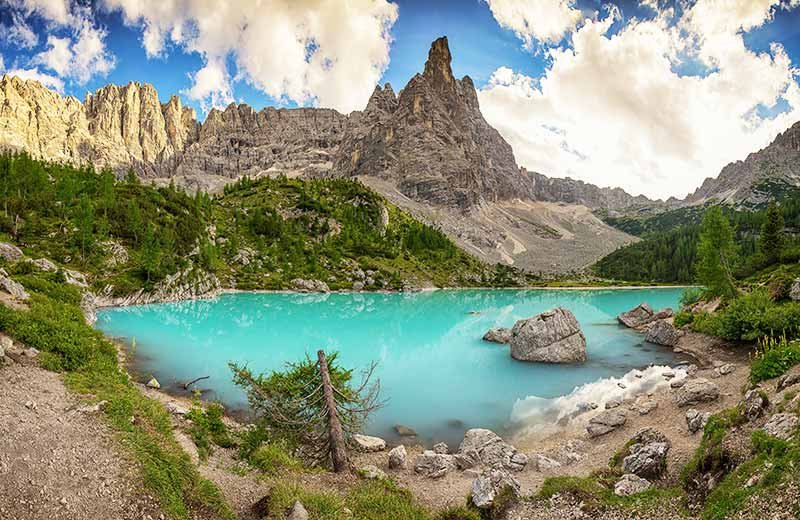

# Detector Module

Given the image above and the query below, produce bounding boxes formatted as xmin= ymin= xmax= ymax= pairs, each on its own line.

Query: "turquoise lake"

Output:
xmin=95 ymin=288 xmax=687 ymax=446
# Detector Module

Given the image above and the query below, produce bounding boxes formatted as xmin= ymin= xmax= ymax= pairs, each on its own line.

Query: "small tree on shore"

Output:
xmin=696 ymin=207 xmax=737 ymax=299
xmin=230 ymin=350 xmax=382 ymax=472
xmin=760 ymin=201 xmax=785 ymax=265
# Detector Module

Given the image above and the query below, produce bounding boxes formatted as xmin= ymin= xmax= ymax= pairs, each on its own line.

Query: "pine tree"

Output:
xmin=760 ymin=201 xmax=784 ymax=265
xmin=140 ymin=225 xmax=162 ymax=283
xmin=74 ymin=194 xmax=95 ymax=263
xmin=696 ymin=207 xmax=737 ymax=299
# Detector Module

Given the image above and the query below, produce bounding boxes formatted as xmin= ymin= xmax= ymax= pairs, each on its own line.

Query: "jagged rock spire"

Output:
xmin=423 ymin=36 xmax=455 ymax=91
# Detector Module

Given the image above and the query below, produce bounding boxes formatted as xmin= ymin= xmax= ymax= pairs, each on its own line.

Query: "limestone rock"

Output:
xmin=633 ymin=396 xmax=658 ymax=415
xmin=0 ymin=275 xmax=29 ymax=301
xmin=286 ymin=501 xmax=309 ymax=520
xmin=532 ymin=454 xmax=561 ymax=472
xmin=433 ymin=442 xmax=449 ymax=455
xmin=587 ymin=409 xmax=627 ymax=438
xmin=777 ymin=372 xmax=800 ymax=392
xmin=673 ymin=378 xmax=720 ymax=407
xmin=470 ymin=468 xmax=520 ymax=510
xmin=614 ymin=473 xmax=652 ymax=497
xmin=791 ymin=278 xmax=800 ymax=302
xmin=146 ymin=377 xmax=161 ymax=389
xmin=509 ymin=307 xmax=587 ymax=363
xmin=741 ymin=389 xmax=769 ymax=421
xmin=482 ymin=327 xmax=512 ymax=344
xmin=388 ymin=445 xmax=407 ymax=469
xmin=352 ymin=434 xmax=386 ymax=453
xmin=623 ymin=441 xmax=670 ymax=479
xmin=762 ymin=413 xmax=799 ymax=440
xmin=30 ymin=258 xmax=57 ymax=272
xmin=458 ymin=428 xmax=528 ymax=471
xmin=92 ymin=267 xmax=221 ymax=307
xmin=645 ymin=320 xmax=681 ymax=347
xmin=413 ymin=450 xmax=456 ymax=478
xmin=686 ymin=409 xmax=712 ymax=434
xmin=359 ymin=464 xmax=387 ymax=480
xmin=618 ymin=304 xmax=655 ymax=328
xmin=716 ymin=363 xmax=736 ymax=376
xmin=0 ymin=242 xmax=23 ymax=262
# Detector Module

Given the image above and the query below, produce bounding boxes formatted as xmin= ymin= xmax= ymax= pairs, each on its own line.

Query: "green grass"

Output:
xmin=536 ymin=475 xmax=685 ymax=514
xmin=249 ymin=441 xmax=304 ymax=475
xmin=0 ymin=272 xmax=235 ymax=520
xmin=750 ymin=335 xmax=800 ymax=384
xmin=185 ymin=403 xmax=235 ymax=461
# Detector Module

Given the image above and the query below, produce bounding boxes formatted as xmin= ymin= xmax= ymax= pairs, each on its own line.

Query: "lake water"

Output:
xmin=95 ymin=288 xmax=687 ymax=446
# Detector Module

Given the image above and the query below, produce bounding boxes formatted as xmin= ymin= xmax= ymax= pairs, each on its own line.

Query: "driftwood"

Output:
xmin=317 ymin=350 xmax=348 ymax=472
xmin=183 ymin=375 xmax=210 ymax=390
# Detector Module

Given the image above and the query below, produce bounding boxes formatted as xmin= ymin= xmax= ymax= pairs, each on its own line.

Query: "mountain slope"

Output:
xmin=0 ymin=37 xmax=636 ymax=274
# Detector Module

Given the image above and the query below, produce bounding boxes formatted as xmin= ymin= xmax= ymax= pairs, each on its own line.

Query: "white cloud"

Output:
xmin=11 ymin=0 xmax=73 ymax=26
xmin=102 ymin=0 xmax=399 ymax=113
xmin=1 ymin=14 xmax=39 ymax=49
xmin=479 ymin=0 xmax=800 ymax=199
xmin=483 ymin=0 xmax=584 ymax=46
xmin=4 ymin=67 xmax=65 ymax=92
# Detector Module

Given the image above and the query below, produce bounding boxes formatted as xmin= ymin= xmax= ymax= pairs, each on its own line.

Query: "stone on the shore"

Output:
xmin=166 ymin=402 xmax=189 ymax=416
xmin=146 ymin=377 xmax=161 ymax=389
xmin=741 ymin=389 xmax=769 ymax=421
xmin=790 ymin=278 xmax=800 ymax=301
xmin=587 ymin=409 xmax=627 ymax=438
xmin=509 ymin=307 xmax=587 ymax=364
xmin=352 ymin=281 xmax=364 ymax=291
xmin=614 ymin=474 xmax=652 ymax=497
xmin=716 ymin=363 xmax=736 ymax=376
xmin=762 ymin=413 xmax=799 ymax=440
xmin=0 ymin=275 xmax=29 ymax=301
xmin=532 ymin=454 xmax=561 ymax=471
xmin=645 ymin=320 xmax=681 ymax=347
xmin=290 ymin=278 xmax=330 ymax=293
xmin=458 ymin=428 xmax=528 ymax=471
xmin=623 ymin=441 xmax=670 ymax=479
xmin=359 ymin=464 xmax=387 ymax=480
xmin=433 ymin=442 xmax=449 ymax=455
xmin=483 ymin=327 xmax=512 ymax=344
xmin=353 ymin=434 xmax=386 ymax=453
xmin=286 ymin=500 xmax=309 ymax=520
xmin=0 ymin=242 xmax=24 ymax=262
xmin=394 ymin=424 xmax=417 ymax=437
xmin=470 ymin=468 xmax=521 ymax=510
xmin=413 ymin=450 xmax=457 ymax=478
xmin=670 ymin=379 xmax=686 ymax=389
xmin=634 ymin=396 xmax=659 ymax=415
xmin=605 ymin=397 xmax=622 ymax=409
xmin=777 ymin=372 xmax=800 ymax=392
xmin=673 ymin=378 xmax=719 ymax=407
xmin=686 ymin=409 xmax=712 ymax=434
xmin=388 ymin=445 xmax=407 ymax=469
xmin=618 ymin=304 xmax=654 ymax=328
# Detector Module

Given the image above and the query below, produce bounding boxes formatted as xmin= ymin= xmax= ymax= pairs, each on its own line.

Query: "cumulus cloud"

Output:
xmin=483 ymin=0 xmax=584 ymax=46
xmin=479 ymin=0 xmax=800 ymax=199
xmin=101 ymin=0 xmax=399 ymax=113
xmin=4 ymin=0 xmax=116 ymax=86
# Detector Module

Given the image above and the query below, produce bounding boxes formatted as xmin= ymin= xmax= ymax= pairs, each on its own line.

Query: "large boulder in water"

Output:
xmin=618 ymin=304 xmax=673 ymax=329
xmin=509 ymin=307 xmax=587 ymax=363
xmin=645 ymin=320 xmax=681 ymax=347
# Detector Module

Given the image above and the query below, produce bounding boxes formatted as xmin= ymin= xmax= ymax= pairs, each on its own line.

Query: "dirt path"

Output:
xmin=0 ymin=359 xmax=164 ymax=520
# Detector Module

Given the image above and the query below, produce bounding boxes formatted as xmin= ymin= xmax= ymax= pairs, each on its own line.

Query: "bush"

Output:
xmin=750 ymin=336 xmax=800 ymax=384
xmin=185 ymin=403 xmax=234 ymax=460
xmin=674 ymin=311 xmax=695 ymax=328
xmin=680 ymin=287 xmax=704 ymax=308
xmin=693 ymin=289 xmax=800 ymax=341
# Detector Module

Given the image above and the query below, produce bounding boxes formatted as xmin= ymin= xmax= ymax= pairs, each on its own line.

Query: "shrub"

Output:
xmin=694 ymin=289 xmax=800 ymax=341
xmin=680 ymin=287 xmax=704 ymax=308
xmin=185 ymin=403 xmax=234 ymax=460
xmin=674 ymin=310 xmax=695 ymax=328
xmin=750 ymin=336 xmax=800 ymax=384
xmin=249 ymin=441 xmax=302 ymax=475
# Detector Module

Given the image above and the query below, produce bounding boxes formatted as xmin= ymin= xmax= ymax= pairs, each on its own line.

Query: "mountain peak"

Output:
xmin=423 ymin=36 xmax=454 ymax=89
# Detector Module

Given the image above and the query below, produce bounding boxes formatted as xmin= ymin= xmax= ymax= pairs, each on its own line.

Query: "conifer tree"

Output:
xmin=696 ymin=207 xmax=737 ymax=299
xmin=760 ymin=201 xmax=784 ymax=265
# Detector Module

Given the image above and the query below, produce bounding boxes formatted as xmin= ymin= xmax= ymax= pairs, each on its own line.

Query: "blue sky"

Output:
xmin=1 ymin=0 xmax=800 ymax=198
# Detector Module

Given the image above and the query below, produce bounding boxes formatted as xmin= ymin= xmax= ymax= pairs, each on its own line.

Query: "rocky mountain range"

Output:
xmin=0 ymin=37 xmax=644 ymax=273
xmin=685 ymin=120 xmax=800 ymax=207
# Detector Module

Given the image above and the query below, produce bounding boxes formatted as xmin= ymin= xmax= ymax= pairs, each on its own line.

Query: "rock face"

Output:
xmin=290 ymin=278 xmax=330 ymax=293
xmin=509 ymin=308 xmax=587 ymax=363
xmin=586 ymin=409 xmax=627 ymax=438
xmin=614 ymin=473 xmax=652 ymax=497
xmin=673 ymin=378 xmax=720 ymax=407
xmin=0 ymin=37 xmax=637 ymax=275
xmin=762 ymin=413 xmax=799 ymax=440
xmin=483 ymin=328 xmax=512 ymax=344
xmin=791 ymin=279 xmax=800 ymax=302
xmin=529 ymin=171 xmax=657 ymax=212
xmin=645 ymin=320 xmax=681 ymax=347
xmin=470 ymin=468 xmax=521 ymax=510
xmin=91 ymin=267 xmax=221 ymax=308
xmin=0 ymin=274 xmax=29 ymax=301
xmin=686 ymin=120 xmax=800 ymax=207
xmin=457 ymin=428 xmax=528 ymax=471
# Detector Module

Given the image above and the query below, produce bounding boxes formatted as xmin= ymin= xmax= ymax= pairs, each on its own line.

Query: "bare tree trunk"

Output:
xmin=317 ymin=349 xmax=348 ymax=472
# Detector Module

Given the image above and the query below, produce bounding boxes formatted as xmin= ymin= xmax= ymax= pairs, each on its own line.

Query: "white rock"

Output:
xmin=614 ymin=474 xmax=652 ymax=497
xmin=388 ymin=445 xmax=407 ymax=469
xmin=353 ymin=434 xmax=386 ymax=453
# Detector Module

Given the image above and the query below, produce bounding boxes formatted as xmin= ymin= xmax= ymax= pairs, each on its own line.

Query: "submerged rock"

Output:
xmin=509 ymin=307 xmax=587 ymax=364
xmin=394 ymin=424 xmax=417 ymax=437
xmin=483 ymin=327 xmax=512 ymax=344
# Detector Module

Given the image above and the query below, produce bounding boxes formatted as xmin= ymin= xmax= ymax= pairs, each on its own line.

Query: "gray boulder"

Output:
xmin=790 ymin=278 xmax=800 ymax=301
xmin=290 ymin=278 xmax=330 ymax=293
xmin=413 ymin=450 xmax=457 ymax=478
xmin=470 ymin=468 xmax=520 ymax=510
xmin=686 ymin=409 xmax=712 ymax=434
xmin=741 ymin=389 xmax=769 ymax=421
xmin=762 ymin=413 xmax=799 ymax=440
xmin=286 ymin=501 xmax=309 ymax=520
xmin=531 ymin=454 xmax=561 ymax=471
xmin=623 ymin=441 xmax=670 ymax=479
xmin=673 ymin=378 xmax=720 ymax=407
xmin=483 ymin=327 xmax=512 ymax=344
xmin=509 ymin=307 xmax=587 ymax=363
xmin=618 ymin=303 xmax=654 ymax=328
xmin=614 ymin=474 xmax=652 ymax=497
xmin=388 ymin=445 xmax=407 ymax=469
xmin=433 ymin=442 xmax=449 ymax=455
xmin=30 ymin=258 xmax=57 ymax=272
xmin=644 ymin=320 xmax=681 ymax=347
xmin=587 ymin=409 xmax=627 ymax=438
xmin=458 ymin=428 xmax=528 ymax=471
xmin=0 ymin=242 xmax=23 ymax=262
xmin=0 ymin=275 xmax=29 ymax=301
xmin=352 ymin=434 xmax=386 ymax=452
xmin=777 ymin=372 xmax=800 ymax=392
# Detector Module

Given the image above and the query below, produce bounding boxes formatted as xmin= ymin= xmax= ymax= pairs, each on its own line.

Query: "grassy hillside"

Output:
xmin=0 ymin=153 xmax=531 ymax=294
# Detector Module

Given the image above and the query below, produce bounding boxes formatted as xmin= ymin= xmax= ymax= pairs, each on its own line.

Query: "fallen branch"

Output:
xmin=183 ymin=375 xmax=209 ymax=390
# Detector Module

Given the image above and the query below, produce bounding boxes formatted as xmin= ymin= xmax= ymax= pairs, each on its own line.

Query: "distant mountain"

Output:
xmin=0 ymin=37 xmax=636 ymax=274
xmin=527 ymin=171 xmax=661 ymax=212
xmin=685 ymin=121 xmax=800 ymax=208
